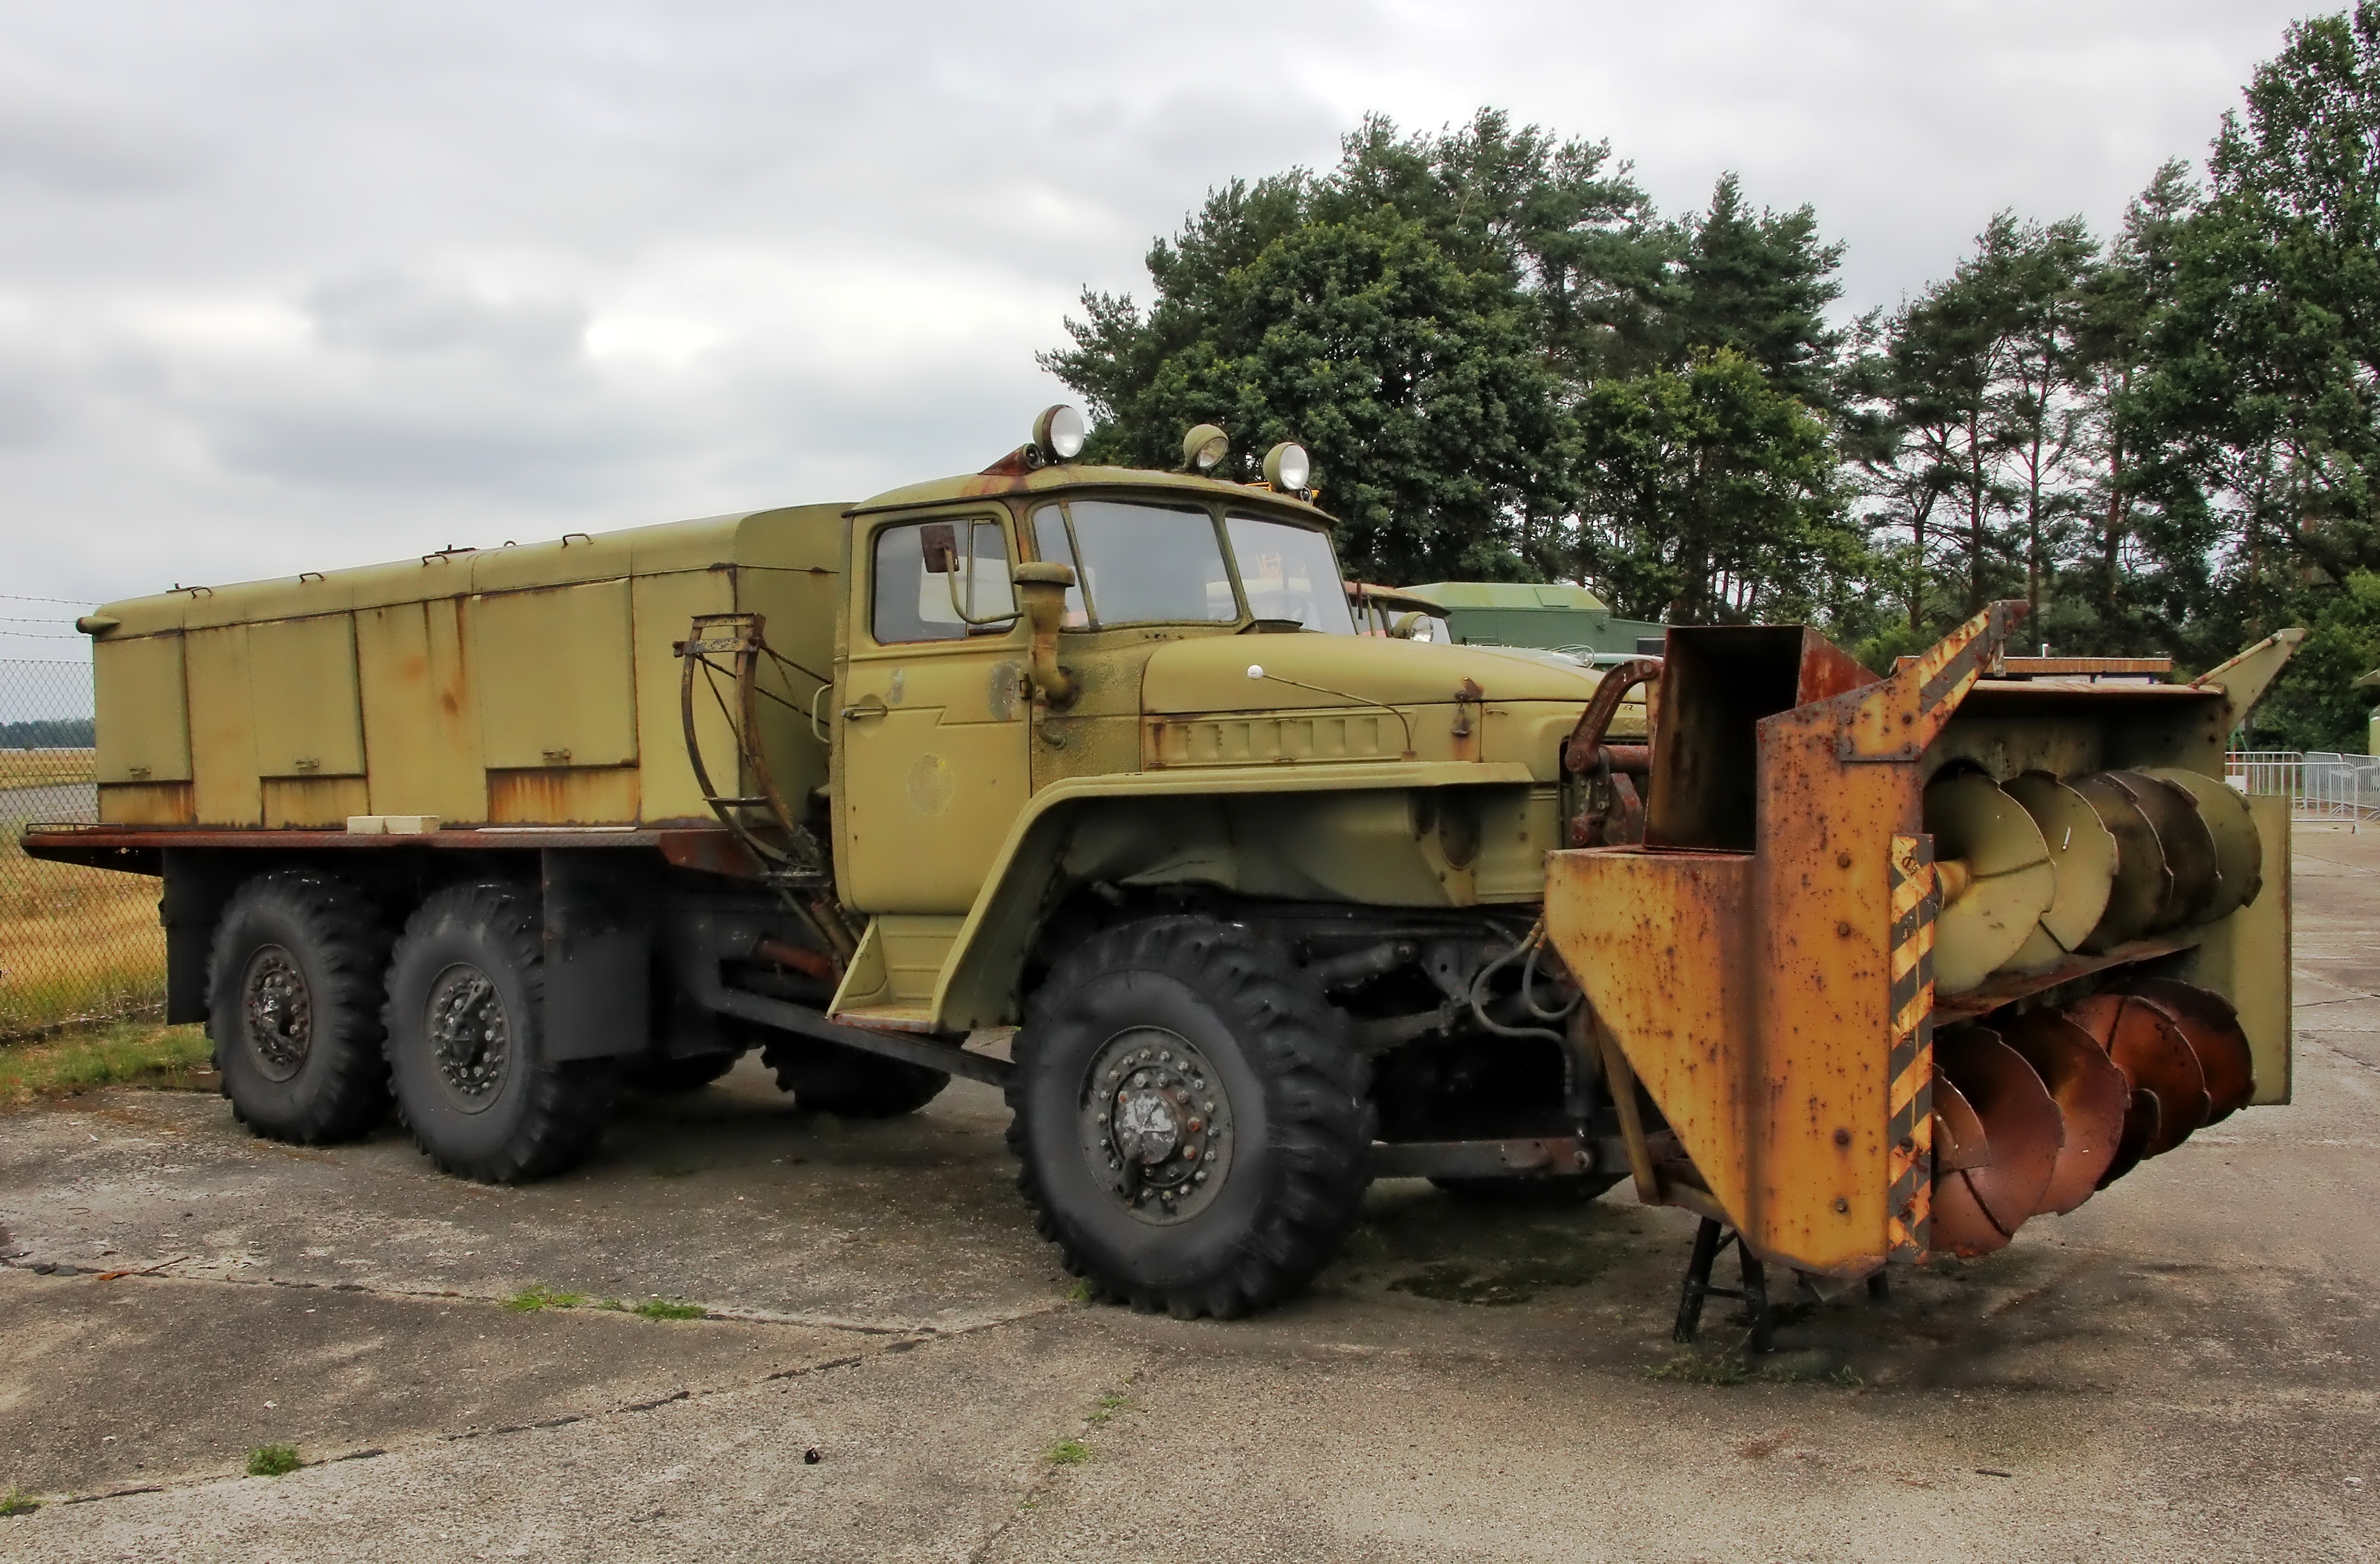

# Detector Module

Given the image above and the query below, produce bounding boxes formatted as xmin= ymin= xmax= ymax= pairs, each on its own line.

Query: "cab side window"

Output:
xmin=870 ymin=519 xmax=1015 ymax=645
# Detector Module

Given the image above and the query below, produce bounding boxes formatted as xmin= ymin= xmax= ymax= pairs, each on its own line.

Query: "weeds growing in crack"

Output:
xmin=0 ymin=1487 xmax=39 ymax=1517
xmin=634 ymin=1298 xmax=705 ymax=1321
xmin=245 ymin=1444 xmax=301 ymax=1477
xmin=1645 ymin=1350 xmax=1863 ymax=1387
xmin=505 ymin=1286 xmax=585 ymax=1313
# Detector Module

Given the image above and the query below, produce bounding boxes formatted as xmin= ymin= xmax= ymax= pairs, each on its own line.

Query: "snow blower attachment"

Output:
xmin=1544 ymin=604 xmax=2300 ymax=1323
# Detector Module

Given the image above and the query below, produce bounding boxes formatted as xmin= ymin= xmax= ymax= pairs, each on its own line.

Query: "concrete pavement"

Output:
xmin=1 ymin=827 xmax=2375 ymax=1561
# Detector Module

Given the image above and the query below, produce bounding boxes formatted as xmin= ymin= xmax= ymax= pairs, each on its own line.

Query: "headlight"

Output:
xmin=1033 ymin=404 xmax=1086 ymax=462
xmin=1262 ymin=441 xmax=1310 ymax=492
xmin=1182 ymin=423 xmax=1229 ymax=471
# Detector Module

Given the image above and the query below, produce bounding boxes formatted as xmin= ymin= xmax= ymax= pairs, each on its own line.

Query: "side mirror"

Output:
xmin=920 ymin=522 xmax=959 ymax=575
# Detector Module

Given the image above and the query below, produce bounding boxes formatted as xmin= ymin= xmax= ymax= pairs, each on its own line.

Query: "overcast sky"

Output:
xmin=0 ymin=0 xmax=2318 ymax=653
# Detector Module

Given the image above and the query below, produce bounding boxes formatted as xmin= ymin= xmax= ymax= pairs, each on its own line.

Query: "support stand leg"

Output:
xmin=1672 ymin=1217 xmax=1723 ymax=1344
xmin=1739 ymin=1246 xmax=1772 ymax=1355
xmin=1674 ymin=1220 xmax=1773 ymax=1351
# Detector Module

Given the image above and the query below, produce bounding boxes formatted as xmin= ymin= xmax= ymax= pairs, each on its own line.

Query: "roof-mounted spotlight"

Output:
xmin=1033 ymin=404 xmax=1086 ymax=464
xmin=1181 ymin=424 xmax=1229 ymax=472
xmin=1261 ymin=441 xmax=1311 ymax=494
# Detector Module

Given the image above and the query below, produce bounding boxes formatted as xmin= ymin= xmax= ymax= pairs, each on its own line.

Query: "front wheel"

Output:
xmin=1008 ymin=917 xmax=1373 ymax=1319
xmin=383 ymin=882 xmax=617 ymax=1183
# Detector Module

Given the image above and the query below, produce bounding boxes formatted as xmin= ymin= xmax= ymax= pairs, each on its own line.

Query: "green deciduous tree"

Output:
xmin=1572 ymin=349 xmax=1856 ymax=623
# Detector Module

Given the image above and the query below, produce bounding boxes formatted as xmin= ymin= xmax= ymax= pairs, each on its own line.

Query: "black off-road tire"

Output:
xmin=624 ymin=1052 xmax=742 ymax=1094
xmin=383 ymin=882 xmax=617 ymax=1183
xmin=206 ymin=870 xmax=392 ymax=1144
xmin=1009 ymin=917 xmax=1373 ymax=1320
xmin=761 ymin=1037 xmax=948 ymax=1117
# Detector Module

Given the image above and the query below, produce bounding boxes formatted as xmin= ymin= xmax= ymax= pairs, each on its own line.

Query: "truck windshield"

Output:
xmin=1226 ymin=515 xmax=1353 ymax=634
xmin=1031 ymin=500 xmax=1353 ymax=632
xmin=1032 ymin=501 xmax=1238 ymax=625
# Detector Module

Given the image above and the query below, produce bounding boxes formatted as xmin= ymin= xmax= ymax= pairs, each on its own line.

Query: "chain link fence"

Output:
xmin=1 ymin=659 xmax=163 ymax=1039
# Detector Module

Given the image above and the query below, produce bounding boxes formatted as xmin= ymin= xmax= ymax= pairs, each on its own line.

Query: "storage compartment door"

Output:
xmin=94 ymin=634 xmax=191 ymax=783
xmin=248 ymin=615 xmax=366 ymax=778
xmin=470 ymin=579 xmax=638 ymax=770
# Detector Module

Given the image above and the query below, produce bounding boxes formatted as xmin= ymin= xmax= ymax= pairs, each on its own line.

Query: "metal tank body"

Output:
xmin=78 ymin=505 xmax=845 ymax=832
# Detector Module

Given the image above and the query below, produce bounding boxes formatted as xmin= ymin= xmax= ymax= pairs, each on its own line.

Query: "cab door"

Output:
xmin=836 ymin=513 xmax=1032 ymax=913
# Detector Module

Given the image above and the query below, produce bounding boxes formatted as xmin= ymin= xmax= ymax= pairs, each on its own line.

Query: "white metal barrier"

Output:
xmin=2226 ymin=749 xmax=2380 ymax=830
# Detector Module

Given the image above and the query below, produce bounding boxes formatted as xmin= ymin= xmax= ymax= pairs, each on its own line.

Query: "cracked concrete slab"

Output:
xmin=0 ymin=1067 xmax=1072 ymax=1332
xmin=0 ymin=827 xmax=2374 ymax=1560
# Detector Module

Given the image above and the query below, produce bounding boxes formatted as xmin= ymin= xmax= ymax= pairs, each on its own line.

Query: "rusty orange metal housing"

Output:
xmin=1544 ymin=604 xmax=2296 ymax=1277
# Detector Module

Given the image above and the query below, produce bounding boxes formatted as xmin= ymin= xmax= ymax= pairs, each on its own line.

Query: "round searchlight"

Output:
xmin=1033 ymin=404 xmax=1086 ymax=462
xmin=1182 ymin=423 xmax=1229 ymax=471
xmin=1262 ymin=441 xmax=1310 ymax=492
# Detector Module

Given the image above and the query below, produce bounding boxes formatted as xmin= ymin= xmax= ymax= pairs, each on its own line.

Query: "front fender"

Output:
xmin=931 ymin=760 xmax=1538 ymax=1030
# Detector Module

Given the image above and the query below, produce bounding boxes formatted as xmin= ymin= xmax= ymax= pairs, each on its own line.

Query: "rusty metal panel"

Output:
xmin=261 ymin=776 xmax=369 ymax=828
xmin=95 ymin=781 xmax=194 ymax=825
xmin=1543 ymin=848 xmax=1755 ymax=1222
xmin=94 ymin=633 xmax=190 ymax=785
xmin=470 ymin=579 xmax=638 ymax=772
xmin=249 ymin=614 xmax=365 ymax=779
xmin=1743 ymin=688 xmax=1915 ymax=1273
xmin=487 ymin=765 xmax=640 ymax=825
xmin=356 ymin=598 xmax=485 ymax=825
xmin=184 ymin=625 xmax=260 ymax=825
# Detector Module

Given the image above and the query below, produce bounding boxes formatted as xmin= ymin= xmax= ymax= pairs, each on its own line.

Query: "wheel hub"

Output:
xmin=426 ymin=963 xmax=509 ymax=1107
xmin=241 ymin=945 xmax=312 ymax=1083
xmin=1078 ymin=1029 xmax=1234 ymax=1226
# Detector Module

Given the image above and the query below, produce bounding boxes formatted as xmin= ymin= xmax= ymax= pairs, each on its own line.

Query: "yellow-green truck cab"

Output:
xmin=27 ymin=410 xmax=1634 ymax=1316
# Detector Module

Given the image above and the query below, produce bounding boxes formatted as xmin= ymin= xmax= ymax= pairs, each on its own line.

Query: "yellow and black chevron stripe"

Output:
xmin=1886 ymin=833 xmax=1939 ymax=1257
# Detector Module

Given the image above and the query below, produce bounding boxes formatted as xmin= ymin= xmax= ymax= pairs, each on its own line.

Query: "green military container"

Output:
xmin=1397 ymin=581 xmax=1664 ymax=658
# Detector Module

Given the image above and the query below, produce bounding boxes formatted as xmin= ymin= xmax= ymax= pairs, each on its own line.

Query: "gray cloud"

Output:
xmin=0 ymin=0 xmax=2318 ymax=631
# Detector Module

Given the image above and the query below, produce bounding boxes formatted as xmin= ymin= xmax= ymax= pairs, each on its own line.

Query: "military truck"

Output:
xmin=30 ymin=410 xmax=1634 ymax=1319
xmin=25 ymin=407 xmax=2300 ymax=1332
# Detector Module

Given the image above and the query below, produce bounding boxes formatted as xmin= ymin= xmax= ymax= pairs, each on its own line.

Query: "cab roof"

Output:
xmin=1398 ymin=580 xmax=1610 ymax=612
xmin=850 ymin=461 xmax=1336 ymax=523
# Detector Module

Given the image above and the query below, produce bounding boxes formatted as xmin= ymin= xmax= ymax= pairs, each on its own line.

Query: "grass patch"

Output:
xmin=504 ymin=1286 xmax=585 ymax=1313
xmin=633 ymin=1298 xmax=705 ymax=1321
xmin=1066 ymin=1279 xmax=1096 ymax=1304
xmin=0 ymin=1020 xmax=209 ymax=1109
xmin=0 ymin=749 xmax=92 ymax=790
xmin=245 ymin=1443 xmax=301 ymax=1477
xmin=1386 ymin=1255 xmax=1600 ymax=1306
xmin=1046 ymin=1439 xmax=1089 ymax=1466
xmin=1089 ymin=1392 xmax=1129 ymax=1427
xmin=0 ymin=1486 xmax=38 ymax=1517
xmin=1646 ymin=1350 xmax=1752 ymax=1385
xmin=0 ymin=833 xmax=165 ymax=1038
xmin=1645 ymin=1351 xmax=1863 ymax=1388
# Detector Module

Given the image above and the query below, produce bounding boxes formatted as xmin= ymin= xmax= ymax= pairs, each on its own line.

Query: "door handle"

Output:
xmin=841 ymin=695 xmax=889 ymax=721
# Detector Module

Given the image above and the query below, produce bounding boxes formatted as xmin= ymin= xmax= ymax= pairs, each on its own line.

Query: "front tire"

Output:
xmin=1009 ymin=917 xmax=1372 ymax=1319
xmin=207 ymin=870 xmax=391 ymax=1144
xmin=383 ymin=882 xmax=617 ymax=1183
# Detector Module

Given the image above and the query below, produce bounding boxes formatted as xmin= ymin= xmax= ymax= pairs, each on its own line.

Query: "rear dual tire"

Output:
xmin=382 ymin=883 xmax=617 ymax=1183
xmin=208 ymin=871 xmax=392 ymax=1144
